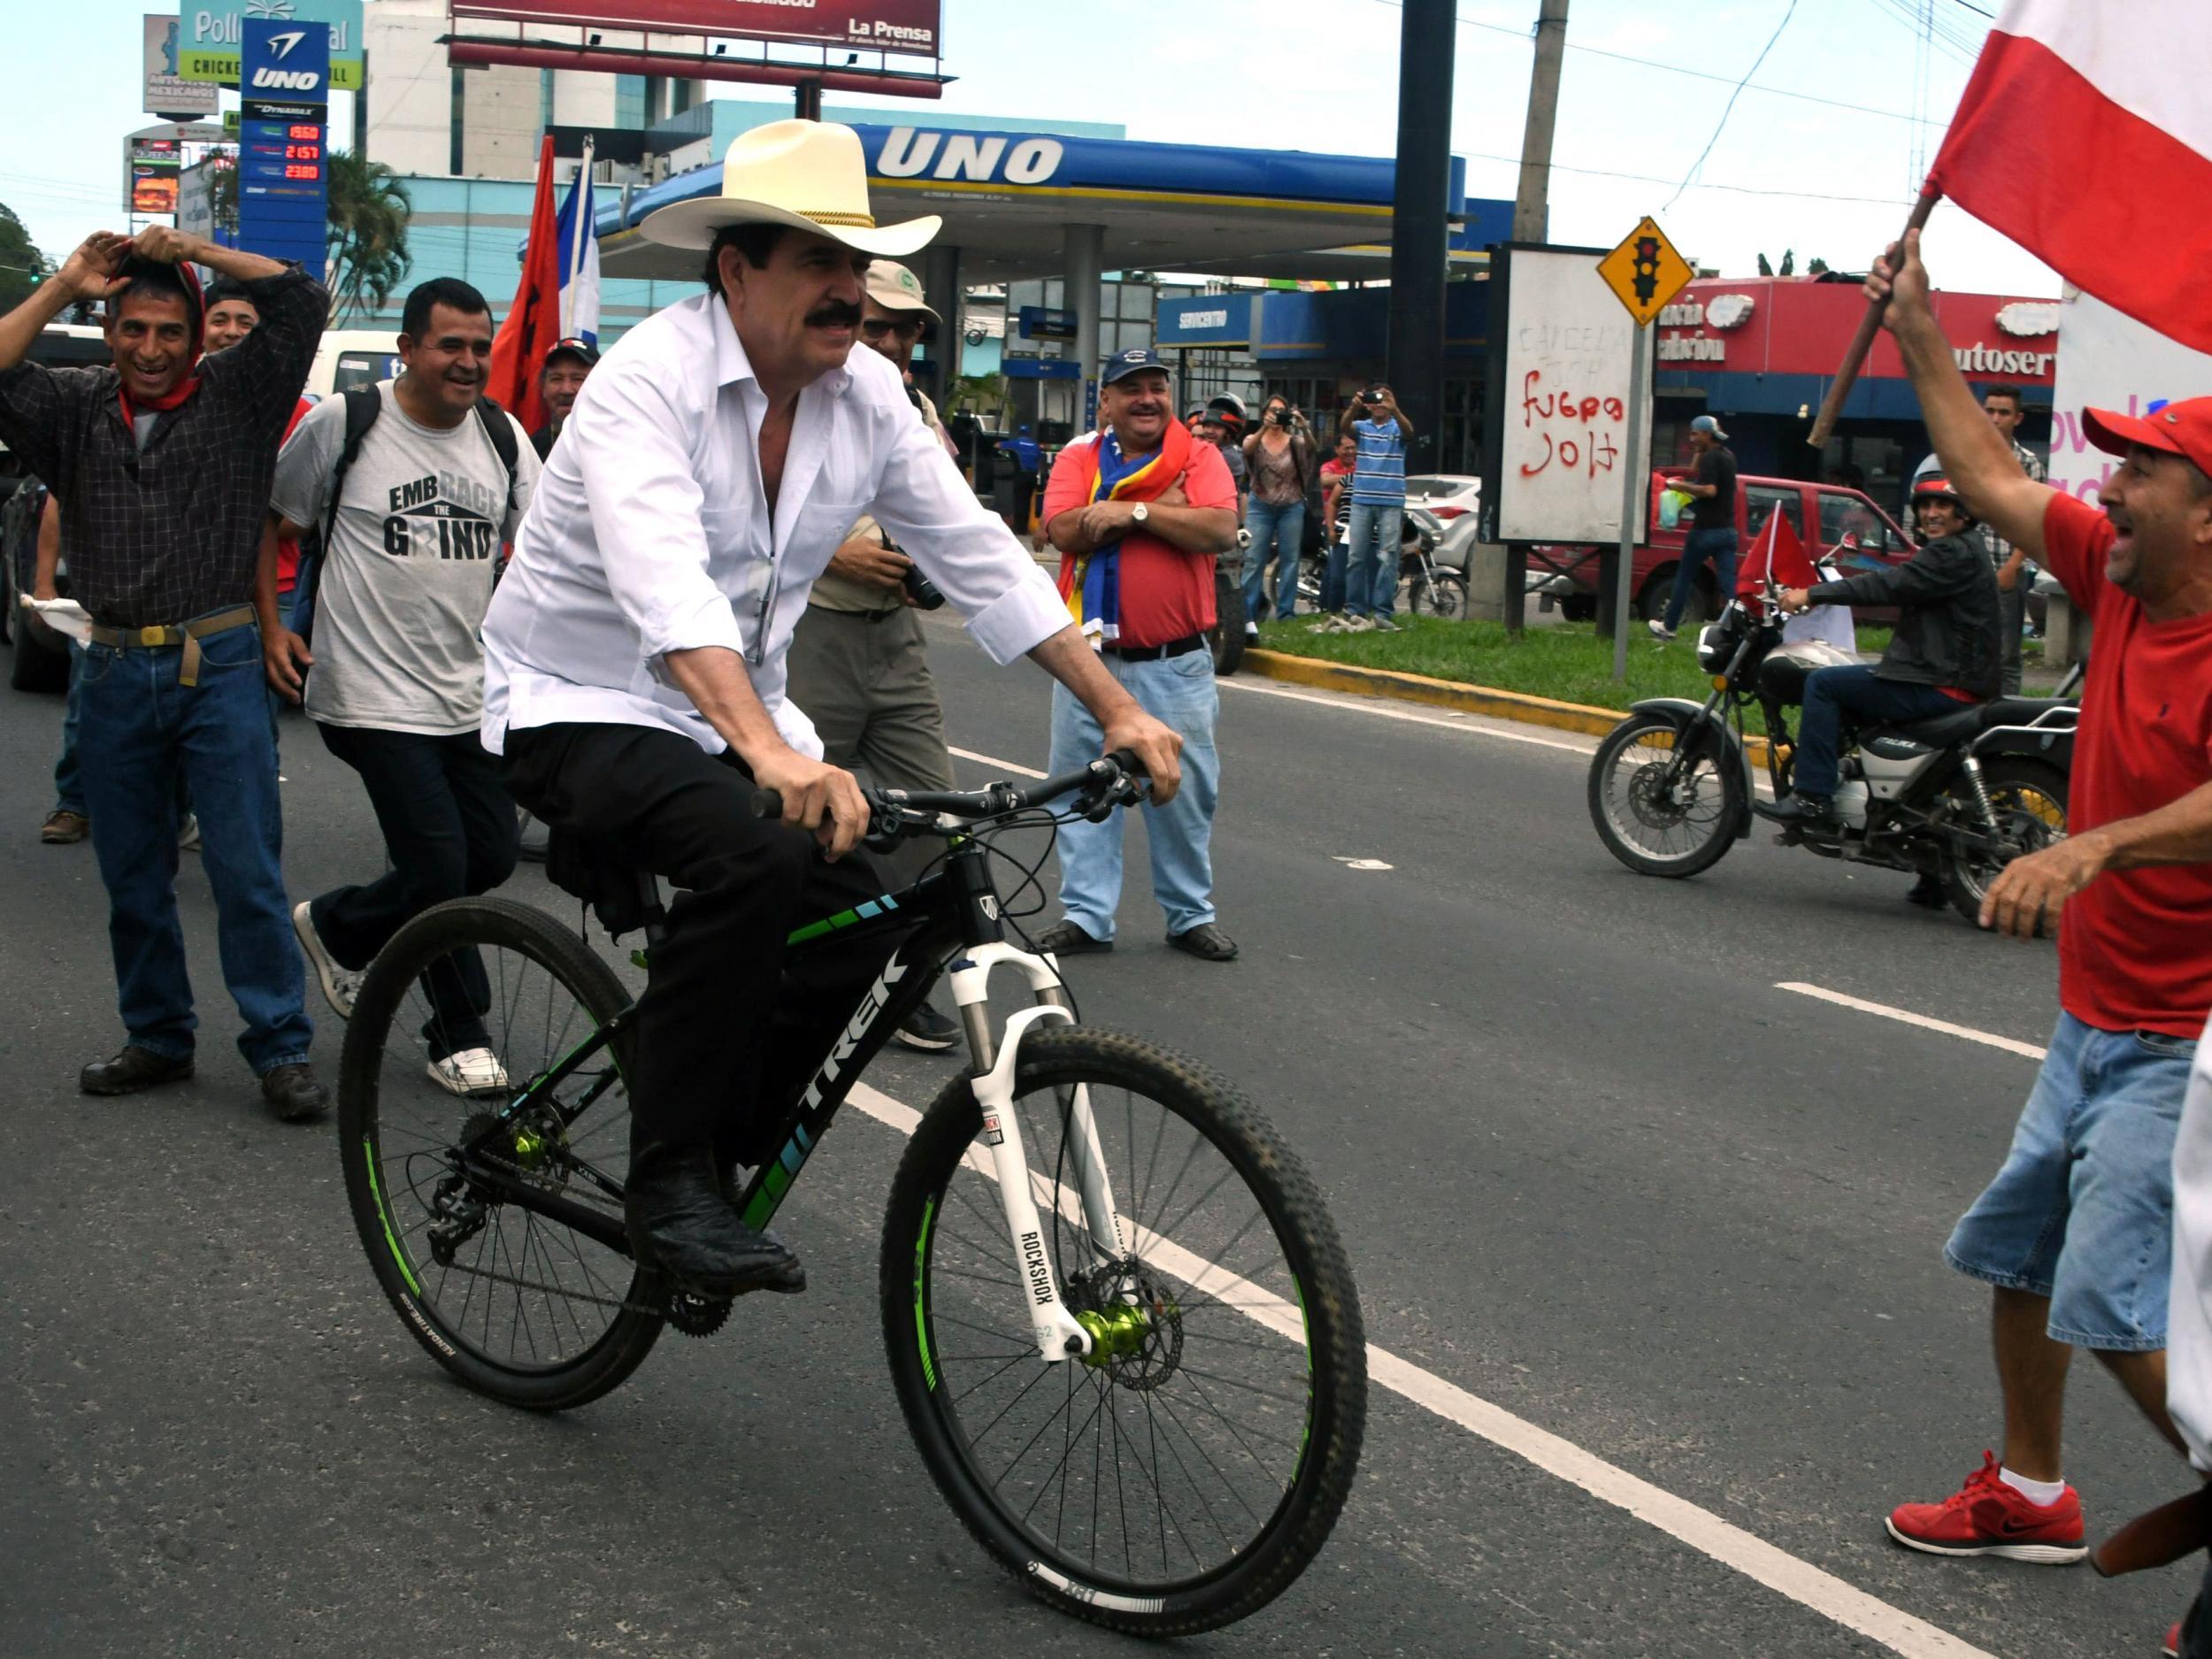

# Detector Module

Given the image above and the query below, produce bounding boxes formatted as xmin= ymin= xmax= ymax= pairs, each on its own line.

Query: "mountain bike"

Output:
xmin=335 ymin=754 xmax=1366 ymax=1636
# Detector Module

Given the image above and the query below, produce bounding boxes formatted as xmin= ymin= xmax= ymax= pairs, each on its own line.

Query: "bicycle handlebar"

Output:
xmin=749 ymin=749 xmax=1148 ymax=835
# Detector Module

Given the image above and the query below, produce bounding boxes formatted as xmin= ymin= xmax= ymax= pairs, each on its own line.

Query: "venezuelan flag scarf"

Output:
xmin=1056 ymin=419 xmax=1194 ymax=647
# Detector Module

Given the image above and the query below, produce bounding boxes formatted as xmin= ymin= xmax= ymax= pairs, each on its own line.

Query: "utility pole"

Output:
xmin=1384 ymin=0 xmax=1455 ymax=477
xmin=1511 ymin=0 xmax=1569 ymax=242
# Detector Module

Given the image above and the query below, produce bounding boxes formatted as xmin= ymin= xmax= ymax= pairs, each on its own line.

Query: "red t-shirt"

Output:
xmin=1042 ymin=436 xmax=1236 ymax=647
xmin=276 ymin=396 xmax=312 ymax=594
xmin=2041 ymin=490 xmax=2212 ymax=1036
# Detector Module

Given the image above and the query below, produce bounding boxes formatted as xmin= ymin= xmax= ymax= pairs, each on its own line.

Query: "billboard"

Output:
xmin=237 ymin=19 xmax=328 ymax=280
xmin=1483 ymin=246 xmax=1652 ymax=547
xmin=127 ymin=136 xmax=183 ymax=216
xmin=179 ymin=0 xmax=363 ymax=86
xmin=144 ymin=15 xmax=218 ymax=118
xmin=448 ymin=0 xmax=941 ymax=55
xmin=2048 ymin=288 xmax=2212 ymax=503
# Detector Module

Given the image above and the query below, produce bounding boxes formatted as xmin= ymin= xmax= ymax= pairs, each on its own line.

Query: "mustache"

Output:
xmin=806 ymin=301 xmax=863 ymax=328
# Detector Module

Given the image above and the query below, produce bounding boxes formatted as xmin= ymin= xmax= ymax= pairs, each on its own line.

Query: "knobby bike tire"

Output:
xmin=338 ymin=896 xmax=664 ymax=1411
xmin=877 ymin=1026 xmax=1366 ymax=1636
xmin=1587 ymin=711 xmax=1744 ymax=879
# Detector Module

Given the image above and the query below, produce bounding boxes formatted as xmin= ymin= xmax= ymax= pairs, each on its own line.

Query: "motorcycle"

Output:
xmin=1297 ymin=504 xmax=1468 ymax=619
xmin=1585 ymin=576 xmax=2076 ymax=922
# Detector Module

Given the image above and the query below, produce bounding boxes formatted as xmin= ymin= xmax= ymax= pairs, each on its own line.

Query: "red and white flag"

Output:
xmin=1928 ymin=0 xmax=2212 ymax=354
xmin=486 ymin=134 xmax=564 ymax=437
xmin=1736 ymin=507 xmax=1817 ymax=607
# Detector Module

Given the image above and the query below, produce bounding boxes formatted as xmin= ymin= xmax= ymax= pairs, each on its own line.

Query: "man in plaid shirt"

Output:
xmin=0 ymin=227 xmax=329 ymax=1119
xmin=1911 ymin=384 xmax=2047 ymax=695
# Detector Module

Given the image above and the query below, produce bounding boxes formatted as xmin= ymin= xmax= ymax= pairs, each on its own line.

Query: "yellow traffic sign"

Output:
xmin=1595 ymin=217 xmax=1694 ymax=328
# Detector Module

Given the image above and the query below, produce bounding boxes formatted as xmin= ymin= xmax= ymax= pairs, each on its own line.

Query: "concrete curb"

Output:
xmin=1240 ymin=649 xmax=1776 ymax=764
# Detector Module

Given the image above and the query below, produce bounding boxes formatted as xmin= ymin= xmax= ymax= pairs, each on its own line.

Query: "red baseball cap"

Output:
xmin=2082 ymin=395 xmax=2212 ymax=476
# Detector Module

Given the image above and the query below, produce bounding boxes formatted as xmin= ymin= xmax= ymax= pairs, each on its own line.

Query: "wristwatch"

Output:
xmin=1130 ymin=503 xmax=1149 ymax=525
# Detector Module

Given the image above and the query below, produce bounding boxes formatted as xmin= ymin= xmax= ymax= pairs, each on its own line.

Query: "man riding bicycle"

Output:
xmin=480 ymin=120 xmax=1181 ymax=1298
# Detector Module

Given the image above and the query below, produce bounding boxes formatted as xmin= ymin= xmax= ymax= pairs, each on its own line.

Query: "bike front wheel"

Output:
xmin=879 ymin=1026 xmax=1365 ymax=1636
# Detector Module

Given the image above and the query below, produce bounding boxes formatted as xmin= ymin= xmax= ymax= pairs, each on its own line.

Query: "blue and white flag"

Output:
xmin=553 ymin=167 xmax=600 ymax=347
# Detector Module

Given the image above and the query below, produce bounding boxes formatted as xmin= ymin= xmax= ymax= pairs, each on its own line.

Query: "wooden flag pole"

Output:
xmin=1807 ymin=189 xmax=1943 ymax=449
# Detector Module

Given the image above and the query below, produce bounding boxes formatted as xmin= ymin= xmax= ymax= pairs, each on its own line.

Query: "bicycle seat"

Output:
xmin=543 ymin=826 xmax=666 ymax=940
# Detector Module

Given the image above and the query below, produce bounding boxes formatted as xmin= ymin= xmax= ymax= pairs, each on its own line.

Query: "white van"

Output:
xmin=304 ymin=328 xmax=402 ymax=400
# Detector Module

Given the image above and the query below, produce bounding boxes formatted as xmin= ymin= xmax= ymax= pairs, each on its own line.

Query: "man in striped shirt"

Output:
xmin=1336 ymin=386 xmax=1412 ymax=633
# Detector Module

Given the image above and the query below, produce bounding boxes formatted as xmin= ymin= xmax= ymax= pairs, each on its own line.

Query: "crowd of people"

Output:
xmin=4 ymin=119 xmax=2212 ymax=1653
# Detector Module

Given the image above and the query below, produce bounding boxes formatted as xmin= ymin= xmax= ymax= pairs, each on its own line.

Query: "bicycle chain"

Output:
xmin=425 ymin=1251 xmax=666 ymax=1317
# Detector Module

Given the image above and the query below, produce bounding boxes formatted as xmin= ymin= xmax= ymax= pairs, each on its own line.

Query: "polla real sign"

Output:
xmin=179 ymin=0 xmax=363 ymax=89
xmin=2048 ymin=286 xmax=2212 ymax=503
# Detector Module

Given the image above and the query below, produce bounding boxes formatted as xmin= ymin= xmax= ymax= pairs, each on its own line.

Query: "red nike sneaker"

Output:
xmin=1885 ymin=1451 xmax=2087 ymax=1563
xmin=2163 ymin=1618 xmax=2180 ymax=1657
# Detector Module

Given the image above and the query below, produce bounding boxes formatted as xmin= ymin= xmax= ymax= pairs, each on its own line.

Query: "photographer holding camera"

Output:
xmin=784 ymin=260 xmax=964 ymax=1051
xmin=1338 ymin=384 xmax=1413 ymax=631
xmin=1240 ymin=394 xmax=1314 ymax=634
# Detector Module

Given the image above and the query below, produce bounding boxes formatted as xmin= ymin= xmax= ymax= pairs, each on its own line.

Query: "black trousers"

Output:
xmin=312 ymin=724 xmax=521 ymax=1061
xmin=499 ymin=723 xmax=907 ymax=1166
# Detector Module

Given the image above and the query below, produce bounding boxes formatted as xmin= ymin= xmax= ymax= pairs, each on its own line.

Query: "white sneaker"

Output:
xmin=1647 ymin=618 xmax=1677 ymax=641
xmin=293 ymin=900 xmax=365 ymax=1019
xmin=178 ymin=812 xmax=201 ymax=851
xmin=1371 ymin=616 xmax=1402 ymax=633
xmin=1244 ymin=621 xmax=1260 ymax=640
xmin=426 ymin=1047 xmax=511 ymax=1097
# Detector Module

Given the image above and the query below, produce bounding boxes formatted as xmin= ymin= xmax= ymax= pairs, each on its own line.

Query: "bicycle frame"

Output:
xmin=458 ymin=836 xmax=1116 ymax=1363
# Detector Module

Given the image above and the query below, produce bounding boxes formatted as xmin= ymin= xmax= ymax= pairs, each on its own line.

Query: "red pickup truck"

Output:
xmin=1533 ymin=470 xmax=1919 ymax=626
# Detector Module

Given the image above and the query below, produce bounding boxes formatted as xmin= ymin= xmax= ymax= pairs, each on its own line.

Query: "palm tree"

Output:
xmin=324 ymin=152 xmax=411 ymax=326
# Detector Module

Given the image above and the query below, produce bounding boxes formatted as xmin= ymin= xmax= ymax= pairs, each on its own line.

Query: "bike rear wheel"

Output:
xmin=1587 ymin=711 xmax=1743 ymax=877
xmin=879 ymin=1026 xmax=1365 ymax=1636
xmin=338 ymin=896 xmax=664 ymax=1410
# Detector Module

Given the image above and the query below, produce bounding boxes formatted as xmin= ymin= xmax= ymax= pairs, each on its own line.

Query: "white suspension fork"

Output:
xmin=945 ymin=942 xmax=1130 ymax=1362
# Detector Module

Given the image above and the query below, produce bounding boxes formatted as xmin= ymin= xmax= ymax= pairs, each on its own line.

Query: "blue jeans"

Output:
xmin=1663 ymin=526 xmax=1740 ymax=632
xmin=75 ymin=617 xmax=313 ymax=1074
xmin=1047 ymin=648 xmax=1221 ymax=940
xmin=1792 ymin=664 xmax=1962 ymax=798
xmin=1346 ymin=500 xmax=1403 ymax=618
xmin=1242 ymin=499 xmax=1305 ymax=623
xmin=1946 ymin=1012 xmax=2195 ymax=1349
xmin=1322 ymin=541 xmax=1348 ymax=613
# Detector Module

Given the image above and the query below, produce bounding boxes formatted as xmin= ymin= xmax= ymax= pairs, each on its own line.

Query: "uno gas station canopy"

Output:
xmin=594 ymin=121 xmax=1510 ymax=287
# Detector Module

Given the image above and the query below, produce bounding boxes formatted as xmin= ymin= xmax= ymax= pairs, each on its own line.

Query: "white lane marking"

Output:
xmin=1219 ymin=676 xmax=1598 ymax=754
xmin=949 ymin=745 xmax=1048 ymax=780
xmin=843 ymin=1080 xmax=1993 ymax=1659
xmin=1777 ymin=982 xmax=2049 ymax=1061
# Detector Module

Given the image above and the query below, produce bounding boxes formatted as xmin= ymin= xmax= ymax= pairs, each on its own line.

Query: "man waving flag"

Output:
xmin=1927 ymin=0 xmax=2212 ymax=353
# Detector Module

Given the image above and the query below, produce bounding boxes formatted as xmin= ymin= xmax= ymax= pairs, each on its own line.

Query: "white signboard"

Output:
xmin=1494 ymin=249 xmax=1652 ymax=545
xmin=144 ymin=15 xmax=218 ymax=119
xmin=2047 ymin=287 xmax=2212 ymax=503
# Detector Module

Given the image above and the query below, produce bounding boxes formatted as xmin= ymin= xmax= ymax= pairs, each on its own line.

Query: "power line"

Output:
xmin=1370 ymin=0 xmax=1946 ymax=127
xmin=1459 ymin=146 xmax=1911 ymax=207
xmin=1665 ymin=0 xmax=1801 ymax=211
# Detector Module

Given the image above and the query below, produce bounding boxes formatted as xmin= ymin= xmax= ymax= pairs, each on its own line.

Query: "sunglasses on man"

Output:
xmin=861 ymin=316 xmax=926 ymax=342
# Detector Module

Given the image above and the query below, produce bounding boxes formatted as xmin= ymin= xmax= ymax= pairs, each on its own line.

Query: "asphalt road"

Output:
xmin=0 ymin=617 xmax=2187 ymax=1659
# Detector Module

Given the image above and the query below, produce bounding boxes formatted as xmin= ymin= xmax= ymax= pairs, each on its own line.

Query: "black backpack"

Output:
xmin=293 ymin=385 xmax=522 ymax=645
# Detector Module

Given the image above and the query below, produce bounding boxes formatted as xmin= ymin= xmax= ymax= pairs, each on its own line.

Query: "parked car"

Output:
xmin=1402 ymin=474 xmax=1482 ymax=524
xmin=1532 ymin=470 xmax=1918 ymax=626
xmin=304 ymin=329 xmax=403 ymax=400
xmin=2 ymin=476 xmax=69 ymax=691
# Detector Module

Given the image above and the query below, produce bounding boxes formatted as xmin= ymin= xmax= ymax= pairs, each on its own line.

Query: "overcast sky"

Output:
xmin=4 ymin=0 xmax=2056 ymax=299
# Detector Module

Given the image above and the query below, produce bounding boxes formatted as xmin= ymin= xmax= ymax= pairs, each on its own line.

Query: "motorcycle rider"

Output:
xmin=1754 ymin=476 xmax=2002 ymax=831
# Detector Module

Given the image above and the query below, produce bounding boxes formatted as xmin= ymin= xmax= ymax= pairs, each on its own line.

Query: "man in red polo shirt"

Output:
xmin=1035 ymin=349 xmax=1240 ymax=961
xmin=1866 ymin=231 xmax=2212 ymax=1566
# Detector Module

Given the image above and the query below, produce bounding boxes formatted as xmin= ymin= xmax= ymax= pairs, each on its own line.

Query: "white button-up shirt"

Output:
xmin=481 ymin=291 xmax=1067 ymax=757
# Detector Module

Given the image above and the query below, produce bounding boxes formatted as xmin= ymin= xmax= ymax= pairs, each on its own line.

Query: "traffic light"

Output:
xmin=1632 ymin=236 xmax=1662 ymax=304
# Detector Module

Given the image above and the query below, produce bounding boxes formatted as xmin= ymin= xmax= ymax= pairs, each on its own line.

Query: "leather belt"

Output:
xmin=86 ymin=605 xmax=256 ymax=687
xmin=1101 ymin=633 xmax=1204 ymax=663
xmin=808 ymin=601 xmax=906 ymax=625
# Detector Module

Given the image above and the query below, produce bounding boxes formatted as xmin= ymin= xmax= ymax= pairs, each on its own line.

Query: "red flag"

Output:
xmin=486 ymin=134 xmax=562 ymax=437
xmin=1927 ymin=1 xmax=2212 ymax=354
xmin=1736 ymin=507 xmax=1817 ymax=604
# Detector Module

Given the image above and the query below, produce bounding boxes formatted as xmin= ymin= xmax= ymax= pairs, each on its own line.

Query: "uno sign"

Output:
xmin=876 ymin=129 xmax=1065 ymax=186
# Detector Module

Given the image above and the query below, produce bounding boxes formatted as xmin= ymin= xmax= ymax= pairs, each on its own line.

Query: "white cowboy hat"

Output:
xmin=640 ymin=119 xmax=941 ymax=258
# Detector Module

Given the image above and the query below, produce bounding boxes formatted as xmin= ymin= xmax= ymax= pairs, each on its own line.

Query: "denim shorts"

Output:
xmin=1945 ymin=1011 xmax=2197 ymax=1350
